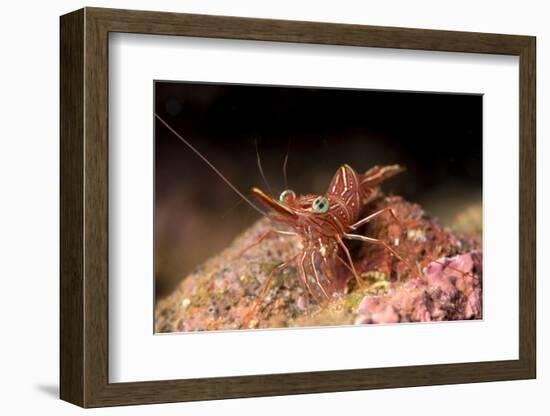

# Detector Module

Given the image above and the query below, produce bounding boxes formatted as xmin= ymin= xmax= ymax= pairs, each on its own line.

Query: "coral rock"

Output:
xmin=155 ymin=195 xmax=482 ymax=332
xmin=356 ymin=252 xmax=482 ymax=324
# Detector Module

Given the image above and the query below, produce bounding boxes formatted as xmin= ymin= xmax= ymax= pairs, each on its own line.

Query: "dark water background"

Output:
xmin=154 ymin=81 xmax=482 ymax=300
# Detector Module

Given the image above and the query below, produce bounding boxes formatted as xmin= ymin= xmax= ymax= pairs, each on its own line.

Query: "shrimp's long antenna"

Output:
xmin=283 ymin=153 xmax=289 ymax=190
xmin=155 ymin=113 xmax=266 ymax=216
xmin=283 ymin=140 xmax=291 ymax=190
xmin=255 ymin=138 xmax=273 ymax=195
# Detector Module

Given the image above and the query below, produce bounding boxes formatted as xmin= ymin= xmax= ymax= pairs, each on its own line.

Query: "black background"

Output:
xmin=154 ymin=81 xmax=482 ymax=299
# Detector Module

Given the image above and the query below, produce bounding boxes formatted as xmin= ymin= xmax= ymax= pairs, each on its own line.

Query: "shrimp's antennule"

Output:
xmin=283 ymin=140 xmax=291 ymax=190
xmin=255 ymin=138 xmax=273 ymax=195
xmin=155 ymin=113 xmax=266 ymax=216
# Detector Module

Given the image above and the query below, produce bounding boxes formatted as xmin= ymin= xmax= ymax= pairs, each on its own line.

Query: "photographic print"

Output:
xmin=154 ymin=81 xmax=483 ymax=333
xmin=60 ymin=9 xmax=535 ymax=406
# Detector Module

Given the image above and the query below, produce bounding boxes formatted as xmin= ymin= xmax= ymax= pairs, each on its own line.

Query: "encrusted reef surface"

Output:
xmin=155 ymin=195 xmax=482 ymax=332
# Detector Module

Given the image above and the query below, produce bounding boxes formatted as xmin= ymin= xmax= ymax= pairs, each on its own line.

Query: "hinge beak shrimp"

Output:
xmin=241 ymin=164 xmax=420 ymax=322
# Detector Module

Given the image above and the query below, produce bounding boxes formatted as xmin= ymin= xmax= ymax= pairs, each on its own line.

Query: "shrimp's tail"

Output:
xmin=360 ymin=164 xmax=405 ymax=189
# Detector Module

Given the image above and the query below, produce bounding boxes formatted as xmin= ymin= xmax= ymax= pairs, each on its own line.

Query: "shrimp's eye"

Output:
xmin=279 ymin=189 xmax=296 ymax=203
xmin=312 ymin=196 xmax=330 ymax=213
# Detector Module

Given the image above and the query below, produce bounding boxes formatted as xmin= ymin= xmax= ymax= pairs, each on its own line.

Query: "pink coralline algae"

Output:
xmin=355 ymin=252 xmax=482 ymax=325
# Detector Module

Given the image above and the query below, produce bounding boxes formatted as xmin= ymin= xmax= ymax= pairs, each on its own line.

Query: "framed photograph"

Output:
xmin=60 ymin=7 xmax=536 ymax=407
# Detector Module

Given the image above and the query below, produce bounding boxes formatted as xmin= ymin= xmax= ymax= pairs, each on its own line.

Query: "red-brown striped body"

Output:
xmin=251 ymin=164 xmax=403 ymax=259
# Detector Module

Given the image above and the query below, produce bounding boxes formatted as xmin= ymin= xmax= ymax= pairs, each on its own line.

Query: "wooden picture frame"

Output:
xmin=60 ymin=7 xmax=536 ymax=408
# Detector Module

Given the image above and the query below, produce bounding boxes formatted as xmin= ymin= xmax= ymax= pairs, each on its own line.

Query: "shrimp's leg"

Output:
xmin=421 ymin=255 xmax=478 ymax=280
xmin=343 ymin=233 xmax=418 ymax=279
xmin=336 ymin=254 xmax=354 ymax=275
xmin=238 ymin=228 xmax=296 ymax=257
xmin=309 ymin=250 xmax=331 ymax=301
xmin=243 ymin=254 xmax=299 ymax=326
xmin=296 ymin=258 xmax=310 ymax=312
xmin=300 ymin=250 xmax=322 ymax=305
xmin=320 ymin=255 xmax=334 ymax=287
xmin=349 ymin=206 xmax=409 ymax=231
xmin=336 ymin=236 xmax=364 ymax=287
